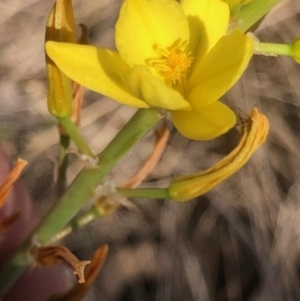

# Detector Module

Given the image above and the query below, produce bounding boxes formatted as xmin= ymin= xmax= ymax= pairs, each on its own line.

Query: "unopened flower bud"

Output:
xmin=45 ymin=0 xmax=77 ymax=117
xmin=291 ymin=37 xmax=300 ymax=64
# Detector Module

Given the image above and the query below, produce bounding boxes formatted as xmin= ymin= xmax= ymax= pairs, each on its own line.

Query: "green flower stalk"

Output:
xmin=0 ymin=108 xmax=162 ymax=296
xmin=221 ymin=0 xmax=253 ymax=20
xmin=253 ymin=38 xmax=300 ymax=65
xmin=239 ymin=0 xmax=283 ymax=32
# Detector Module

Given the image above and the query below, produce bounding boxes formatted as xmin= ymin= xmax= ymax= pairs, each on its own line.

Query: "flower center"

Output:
xmin=149 ymin=43 xmax=194 ymax=83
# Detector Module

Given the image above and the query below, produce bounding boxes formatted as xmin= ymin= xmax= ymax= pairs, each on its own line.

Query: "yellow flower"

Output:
xmin=46 ymin=0 xmax=253 ymax=140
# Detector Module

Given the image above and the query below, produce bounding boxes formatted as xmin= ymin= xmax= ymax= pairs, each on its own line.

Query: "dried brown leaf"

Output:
xmin=35 ymin=245 xmax=91 ymax=284
xmin=48 ymin=245 xmax=108 ymax=301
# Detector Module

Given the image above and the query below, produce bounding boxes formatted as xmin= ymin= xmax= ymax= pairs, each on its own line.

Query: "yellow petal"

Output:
xmin=115 ymin=0 xmax=189 ymax=68
xmin=181 ymin=0 xmax=229 ymax=61
xmin=46 ymin=42 xmax=148 ymax=108
xmin=171 ymin=101 xmax=236 ymax=140
xmin=122 ymin=66 xmax=190 ymax=110
xmin=188 ymin=30 xmax=253 ymax=111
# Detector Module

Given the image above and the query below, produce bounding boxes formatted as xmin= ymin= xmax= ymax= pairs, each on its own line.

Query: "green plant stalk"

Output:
xmin=117 ymin=187 xmax=170 ymax=199
xmin=0 ymin=108 xmax=162 ymax=296
xmin=49 ymin=205 xmax=102 ymax=243
xmin=56 ymin=134 xmax=70 ymax=196
xmin=72 ymin=206 xmax=101 ymax=229
xmin=58 ymin=134 xmax=70 ymax=165
xmin=239 ymin=0 xmax=283 ymax=32
xmin=51 ymin=187 xmax=170 ymax=242
xmin=254 ymin=42 xmax=292 ymax=57
xmin=57 ymin=116 xmax=94 ymax=158
xmin=230 ymin=4 xmax=242 ymax=20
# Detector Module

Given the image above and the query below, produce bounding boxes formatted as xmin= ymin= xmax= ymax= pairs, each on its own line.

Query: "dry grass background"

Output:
xmin=1 ymin=0 xmax=300 ymax=300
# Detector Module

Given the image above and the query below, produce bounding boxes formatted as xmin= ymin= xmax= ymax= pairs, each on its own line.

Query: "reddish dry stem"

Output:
xmin=0 ymin=211 xmax=21 ymax=233
xmin=0 ymin=158 xmax=28 ymax=208
xmin=71 ymin=82 xmax=84 ymax=127
xmin=78 ymin=24 xmax=89 ymax=45
xmin=68 ymin=23 xmax=88 ymax=129
xmin=121 ymin=121 xmax=170 ymax=188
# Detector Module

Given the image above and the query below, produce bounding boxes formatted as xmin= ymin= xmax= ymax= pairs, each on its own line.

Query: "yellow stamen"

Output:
xmin=149 ymin=43 xmax=193 ymax=83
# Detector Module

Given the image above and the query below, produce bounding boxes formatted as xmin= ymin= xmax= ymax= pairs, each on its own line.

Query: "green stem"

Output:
xmin=117 ymin=187 xmax=170 ymax=199
xmin=51 ymin=186 xmax=170 ymax=242
xmin=49 ymin=206 xmax=102 ymax=243
xmin=230 ymin=5 xmax=242 ymax=20
xmin=254 ymin=42 xmax=293 ymax=57
xmin=58 ymin=134 xmax=70 ymax=166
xmin=239 ymin=0 xmax=283 ymax=32
xmin=56 ymin=134 xmax=70 ymax=196
xmin=0 ymin=108 xmax=161 ymax=296
xmin=57 ymin=116 xmax=94 ymax=158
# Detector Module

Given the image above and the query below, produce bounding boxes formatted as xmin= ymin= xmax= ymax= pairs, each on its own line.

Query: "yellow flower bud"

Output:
xmin=45 ymin=0 xmax=77 ymax=117
xmin=168 ymin=107 xmax=269 ymax=201
xmin=291 ymin=37 xmax=300 ymax=64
